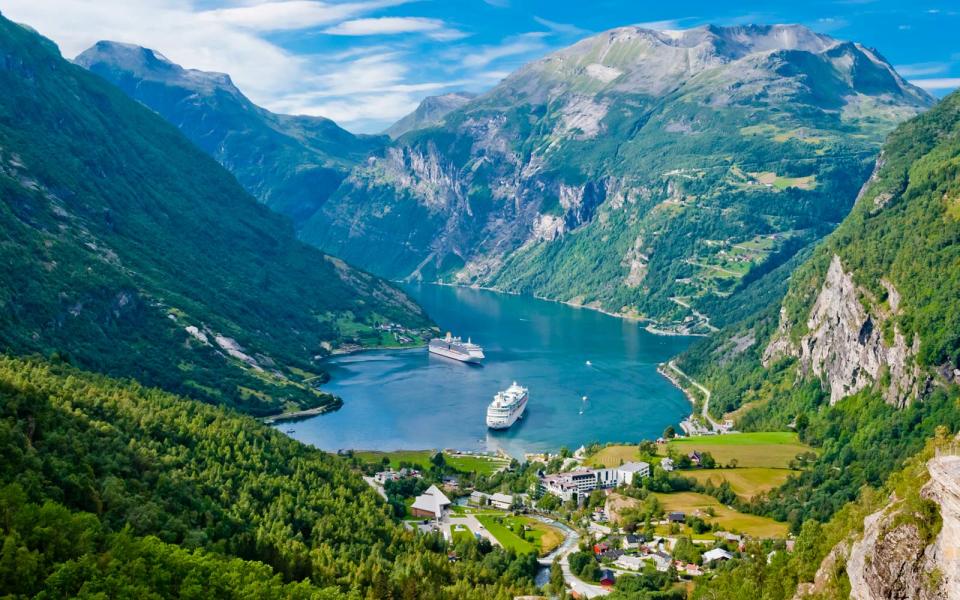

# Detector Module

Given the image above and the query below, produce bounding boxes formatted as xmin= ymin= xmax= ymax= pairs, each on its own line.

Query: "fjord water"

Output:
xmin=284 ymin=284 xmax=693 ymax=457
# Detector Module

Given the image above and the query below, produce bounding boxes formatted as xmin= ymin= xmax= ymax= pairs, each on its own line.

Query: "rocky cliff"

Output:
xmin=763 ymin=254 xmax=925 ymax=407
xmin=798 ymin=454 xmax=960 ymax=600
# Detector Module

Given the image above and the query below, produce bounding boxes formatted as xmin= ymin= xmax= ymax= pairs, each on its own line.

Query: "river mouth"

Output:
xmin=280 ymin=284 xmax=694 ymax=458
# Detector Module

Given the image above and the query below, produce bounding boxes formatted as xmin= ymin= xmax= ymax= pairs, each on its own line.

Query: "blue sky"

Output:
xmin=3 ymin=0 xmax=959 ymax=132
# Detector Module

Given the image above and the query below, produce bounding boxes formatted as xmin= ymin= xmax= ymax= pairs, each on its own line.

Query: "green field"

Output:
xmin=683 ymin=467 xmax=798 ymax=498
xmin=653 ymin=492 xmax=788 ymax=539
xmin=667 ymin=432 xmax=813 ymax=469
xmin=445 ymin=454 xmax=510 ymax=476
xmin=587 ymin=445 xmax=648 ymax=467
xmin=354 ymin=450 xmax=433 ymax=470
xmin=353 ymin=450 xmax=508 ymax=475
xmin=450 ymin=524 xmax=474 ymax=544
xmin=475 ymin=515 xmax=563 ymax=555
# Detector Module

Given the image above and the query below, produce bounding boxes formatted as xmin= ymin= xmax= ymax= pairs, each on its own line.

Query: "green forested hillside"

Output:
xmin=675 ymin=89 xmax=960 ymax=528
xmin=76 ymin=41 xmax=386 ymax=228
xmin=0 ymin=355 xmax=537 ymax=598
xmin=0 ymin=15 xmax=430 ymax=416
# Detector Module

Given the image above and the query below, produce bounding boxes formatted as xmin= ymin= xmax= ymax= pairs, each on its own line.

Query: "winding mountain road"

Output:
xmin=668 ymin=361 xmax=720 ymax=430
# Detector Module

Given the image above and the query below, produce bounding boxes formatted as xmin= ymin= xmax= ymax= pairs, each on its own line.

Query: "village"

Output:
xmin=353 ymin=427 xmax=813 ymax=598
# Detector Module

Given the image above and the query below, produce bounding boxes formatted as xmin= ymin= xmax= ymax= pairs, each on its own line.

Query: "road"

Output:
xmin=668 ymin=360 xmax=721 ymax=430
xmin=532 ymin=515 xmax=610 ymax=598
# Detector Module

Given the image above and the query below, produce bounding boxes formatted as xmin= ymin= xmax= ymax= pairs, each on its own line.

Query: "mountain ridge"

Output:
xmin=302 ymin=23 xmax=933 ymax=333
xmin=76 ymin=40 xmax=387 ymax=227
xmin=0 ymin=15 xmax=430 ymax=416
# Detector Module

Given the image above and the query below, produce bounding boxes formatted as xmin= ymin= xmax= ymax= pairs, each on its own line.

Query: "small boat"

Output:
xmin=585 ymin=360 xmax=592 ymax=366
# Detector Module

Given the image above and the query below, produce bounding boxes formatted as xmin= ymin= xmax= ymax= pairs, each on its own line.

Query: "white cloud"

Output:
xmin=462 ymin=37 xmax=545 ymax=68
xmin=324 ymin=17 xmax=467 ymax=40
xmin=633 ymin=19 xmax=685 ymax=31
xmin=909 ymin=78 xmax=960 ymax=90
xmin=533 ymin=16 xmax=587 ymax=36
xmin=200 ymin=0 xmax=412 ymax=32
xmin=895 ymin=62 xmax=951 ymax=77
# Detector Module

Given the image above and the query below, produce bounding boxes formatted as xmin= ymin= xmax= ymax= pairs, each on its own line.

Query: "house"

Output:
xmin=689 ymin=451 xmax=702 ymax=466
xmin=489 ymin=492 xmax=514 ymax=510
xmin=624 ymin=534 xmax=645 ymax=549
xmin=599 ymin=569 xmax=615 ymax=587
xmin=714 ymin=531 xmax=742 ymax=544
xmin=410 ymin=485 xmax=451 ymax=519
xmin=614 ymin=555 xmax=646 ymax=571
xmin=616 ymin=461 xmax=651 ymax=486
xmin=651 ymin=552 xmax=672 ymax=572
xmin=374 ymin=470 xmax=400 ymax=484
xmin=592 ymin=508 xmax=607 ymax=522
xmin=469 ymin=491 xmax=489 ymax=506
xmin=599 ymin=549 xmax=624 ymax=561
xmin=685 ymin=564 xmax=703 ymax=576
xmin=660 ymin=457 xmax=675 ymax=472
xmin=593 ymin=542 xmax=609 ymax=555
xmin=668 ymin=512 xmax=686 ymax=524
xmin=703 ymin=548 xmax=734 ymax=563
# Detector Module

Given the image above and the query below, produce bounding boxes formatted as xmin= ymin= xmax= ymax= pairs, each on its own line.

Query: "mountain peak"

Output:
xmin=384 ymin=91 xmax=477 ymax=138
xmin=76 ymin=41 xmax=235 ymax=94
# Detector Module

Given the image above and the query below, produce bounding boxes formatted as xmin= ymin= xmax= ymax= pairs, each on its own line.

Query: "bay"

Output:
xmin=281 ymin=284 xmax=694 ymax=458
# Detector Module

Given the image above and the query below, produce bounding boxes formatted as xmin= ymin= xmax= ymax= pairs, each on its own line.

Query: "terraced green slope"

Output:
xmin=0 ymin=15 xmax=430 ymax=416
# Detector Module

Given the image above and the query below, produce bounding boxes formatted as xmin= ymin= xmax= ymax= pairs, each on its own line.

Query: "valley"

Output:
xmin=0 ymin=5 xmax=958 ymax=600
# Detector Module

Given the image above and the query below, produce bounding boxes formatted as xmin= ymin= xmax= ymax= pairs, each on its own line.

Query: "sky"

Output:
xmin=2 ymin=0 xmax=959 ymax=133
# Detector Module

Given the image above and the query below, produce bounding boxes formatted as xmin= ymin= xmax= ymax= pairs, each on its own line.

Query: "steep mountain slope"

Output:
xmin=304 ymin=24 xmax=933 ymax=333
xmin=672 ymin=89 xmax=960 ymax=541
xmin=0 ymin=15 xmax=430 ymax=416
xmin=76 ymin=41 xmax=386 ymax=227
xmin=682 ymin=88 xmax=960 ymax=422
xmin=0 ymin=355 xmax=538 ymax=598
xmin=385 ymin=92 xmax=477 ymax=139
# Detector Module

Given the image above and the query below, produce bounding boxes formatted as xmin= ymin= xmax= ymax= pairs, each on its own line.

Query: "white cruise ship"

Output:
xmin=428 ymin=332 xmax=484 ymax=363
xmin=486 ymin=382 xmax=528 ymax=429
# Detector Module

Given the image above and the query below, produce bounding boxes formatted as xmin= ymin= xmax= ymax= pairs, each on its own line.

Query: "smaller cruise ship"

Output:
xmin=486 ymin=382 xmax=528 ymax=429
xmin=428 ymin=332 xmax=484 ymax=363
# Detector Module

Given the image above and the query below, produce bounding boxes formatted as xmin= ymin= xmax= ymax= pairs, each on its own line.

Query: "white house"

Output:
xmin=469 ymin=491 xmax=489 ymax=506
xmin=614 ymin=555 xmax=646 ymax=571
xmin=660 ymin=457 xmax=675 ymax=472
xmin=489 ymin=492 xmax=514 ymax=510
xmin=703 ymin=548 xmax=734 ymax=563
xmin=616 ymin=462 xmax=651 ymax=485
xmin=411 ymin=485 xmax=451 ymax=520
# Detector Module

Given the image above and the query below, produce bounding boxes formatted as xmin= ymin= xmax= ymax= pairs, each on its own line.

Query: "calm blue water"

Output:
xmin=281 ymin=284 xmax=693 ymax=457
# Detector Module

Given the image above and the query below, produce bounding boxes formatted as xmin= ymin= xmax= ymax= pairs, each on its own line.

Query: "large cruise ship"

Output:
xmin=428 ymin=332 xmax=485 ymax=363
xmin=486 ymin=382 xmax=528 ymax=429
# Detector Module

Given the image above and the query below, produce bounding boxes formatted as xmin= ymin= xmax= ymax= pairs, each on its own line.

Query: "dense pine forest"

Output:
xmin=0 ymin=355 xmax=538 ymax=599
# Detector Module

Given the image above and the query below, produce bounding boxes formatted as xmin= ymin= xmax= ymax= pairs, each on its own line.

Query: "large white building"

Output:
xmin=539 ymin=462 xmax=650 ymax=502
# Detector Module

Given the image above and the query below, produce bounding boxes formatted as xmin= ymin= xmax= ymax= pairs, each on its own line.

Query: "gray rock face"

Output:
xmin=844 ymin=456 xmax=960 ymax=600
xmin=764 ymin=254 xmax=923 ymax=406
xmin=384 ymin=92 xmax=477 ymax=139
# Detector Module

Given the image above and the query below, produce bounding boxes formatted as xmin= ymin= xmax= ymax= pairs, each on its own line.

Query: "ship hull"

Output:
xmin=428 ymin=345 xmax=483 ymax=363
xmin=486 ymin=396 xmax=527 ymax=429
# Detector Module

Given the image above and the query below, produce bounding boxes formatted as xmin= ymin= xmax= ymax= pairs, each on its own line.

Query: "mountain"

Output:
xmin=75 ymin=41 xmax=386 ymax=227
xmin=385 ymin=91 xmax=477 ymax=139
xmin=0 ymin=15 xmax=430 ymax=416
xmin=0 ymin=355 xmax=538 ymax=598
xmin=302 ymin=24 xmax=933 ymax=334
xmin=674 ymin=87 xmax=960 ymax=532
xmin=682 ymin=90 xmax=960 ymax=600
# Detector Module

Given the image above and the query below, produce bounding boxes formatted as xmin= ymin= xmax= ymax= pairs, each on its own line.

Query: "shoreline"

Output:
xmin=422 ymin=280 xmax=708 ymax=337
